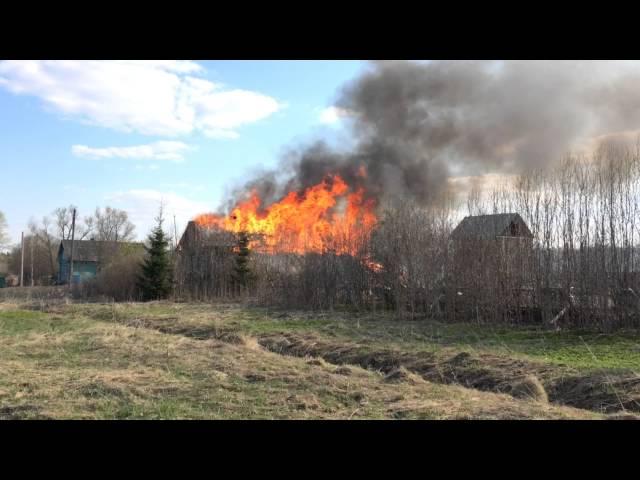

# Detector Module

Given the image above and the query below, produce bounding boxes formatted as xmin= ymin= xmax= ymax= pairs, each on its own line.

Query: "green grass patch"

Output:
xmin=69 ymin=301 xmax=640 ymax=371
xmin=0 ymin=309 xmax=84 ymax=336
xmin=213 ymin=309 xmax=640 ymax=371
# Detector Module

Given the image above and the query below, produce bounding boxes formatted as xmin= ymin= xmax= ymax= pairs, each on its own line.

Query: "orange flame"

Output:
xmin=194 ymin=174 xmax=377 ymax=255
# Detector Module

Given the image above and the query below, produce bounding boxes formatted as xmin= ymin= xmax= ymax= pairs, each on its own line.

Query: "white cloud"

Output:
xmin=115 ymin=60 xmax=204 ymax=74
xmin=318 ymin=106 xmax=350 ymax=125
xmin=72 ymin=141 xmax=191 ymax=162
xmin=105 ymin=189 xmax=214 ymax=240
xmin=0 ymin=60 xmax=281 ymax=138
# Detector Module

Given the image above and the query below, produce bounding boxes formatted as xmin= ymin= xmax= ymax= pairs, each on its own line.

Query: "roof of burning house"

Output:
xmin=178 ymin=221 xmax=237 ymax=251
xmin=451 ymin=213 xmax=533 ymax=241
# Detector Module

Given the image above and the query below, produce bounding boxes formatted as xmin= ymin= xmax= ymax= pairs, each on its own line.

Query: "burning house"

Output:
xmin=174 ymin=173 xmax=378 ymax=304
xmin=174 ymin=220 xmax=238 ymax=299
xmin=192 ymin=174 xmax=376 ymax=256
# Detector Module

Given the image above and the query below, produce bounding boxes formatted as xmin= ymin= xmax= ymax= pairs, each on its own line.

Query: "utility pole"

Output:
xmin=20 ymin=231 xmax=24 ymax=287
xmin=30 ymin=235 xmax=34 ymax=287
xmin=173 ymin=214 xmax=178 ymax=250
xmin=68 ymin=208 xmax=76 ymax=285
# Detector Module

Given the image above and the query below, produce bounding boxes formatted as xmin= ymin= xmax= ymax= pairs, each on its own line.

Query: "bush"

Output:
xmin=96 ymin=251 xmax=144 ymax=301
xmin=73 ymin=250 xmax=144 ymax=302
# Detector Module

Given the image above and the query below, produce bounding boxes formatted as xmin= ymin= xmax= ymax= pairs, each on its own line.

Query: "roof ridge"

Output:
xmin=452 ymin=212 xmax=531 ymax=240
xmin=61 ymin=239 xmax=142 ymax=244
xmin=464 ymin=212 xmax=518 ymax=218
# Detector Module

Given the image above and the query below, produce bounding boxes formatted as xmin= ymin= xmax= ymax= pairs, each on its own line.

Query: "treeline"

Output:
xmin=3 ymin=205 xmax=136 ymax=286
xmin=8 ymin=142 xmax=637 ymax=329
xmin=2 ymin=204 xmax=179 ymax=302
xmin=175 ymin=141 xmax=640 ymax=330
xmin=474 ymin=141 xmax=640 ymax=329
xmin=175 ymin=195 xmax=456 ymax=314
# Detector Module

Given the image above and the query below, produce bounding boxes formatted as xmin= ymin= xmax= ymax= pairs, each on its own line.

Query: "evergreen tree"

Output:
xmin=138 ymin=207 xmax=173 ymax=300
xmin=232 ymin=231 xmax=253 ymax=292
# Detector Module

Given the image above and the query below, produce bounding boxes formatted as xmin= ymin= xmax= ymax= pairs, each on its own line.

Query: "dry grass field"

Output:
xmin=1 ymin=298 xmax=639 ymax=419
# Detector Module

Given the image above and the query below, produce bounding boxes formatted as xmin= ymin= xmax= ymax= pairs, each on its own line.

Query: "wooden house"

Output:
xmin=450 ymin=213 xmax=533 ymax=285
xmin=174 ymin=221 xmax=237 ymax=299
xmin=57 ymin=240 xmax=143 ymax=284
xmin=447 ymin=213 xmax=535 ymax=320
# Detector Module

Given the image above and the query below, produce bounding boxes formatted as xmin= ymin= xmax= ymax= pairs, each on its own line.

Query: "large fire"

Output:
xmin=194 ymin=174 xmax=377 ymax=255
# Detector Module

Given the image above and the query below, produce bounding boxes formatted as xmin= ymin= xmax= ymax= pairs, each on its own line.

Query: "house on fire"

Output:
xmin=174 ymin=221 xmax=238 ymax=299
xmin=57 ymin=239 xmax=143 ymax=284
xmin=177 ymin=221 xmax=236 ymax=253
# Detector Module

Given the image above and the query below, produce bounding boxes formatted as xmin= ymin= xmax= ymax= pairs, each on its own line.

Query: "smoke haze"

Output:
xmin=225 ymin=60 xmax=640 ymax=210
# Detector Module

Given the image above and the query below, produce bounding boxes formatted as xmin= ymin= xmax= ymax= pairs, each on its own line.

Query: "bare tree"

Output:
xmin=93 ymin=207 xmax=135 ymax=242
xmin=0 ymin=210 xmax=9 ymax=250
xmin=53 ymin=205 xmax=92 ymax=241
xmin=28 ymin=216 xmax=57 ymax=275
xmin=466 ymin=180 xmax=485 ymax=217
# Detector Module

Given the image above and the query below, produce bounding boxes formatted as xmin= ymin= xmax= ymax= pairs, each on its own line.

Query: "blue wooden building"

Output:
xmin=57 ymin=240 xmax=142 ymax=284
xmin=0 ymin=257 xmax=7 ymax=288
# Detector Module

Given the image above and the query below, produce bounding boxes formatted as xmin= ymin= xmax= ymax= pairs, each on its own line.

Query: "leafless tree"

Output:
xmin=464 ymin=138 xmax=640 ymax=329
xmin=92 ymin=207 xmax=136 ymax=242
xmin=28 ymin=216 xmax=57 ymax=275
xmin=53 ymin=205 xmax=93 ymax=241
xmin=0 ymin=210 xmax=9 ymax=250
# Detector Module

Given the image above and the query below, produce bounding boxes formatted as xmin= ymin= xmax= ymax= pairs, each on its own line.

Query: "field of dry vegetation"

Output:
xmin=1 ymin=297 xmax=639 ymax=420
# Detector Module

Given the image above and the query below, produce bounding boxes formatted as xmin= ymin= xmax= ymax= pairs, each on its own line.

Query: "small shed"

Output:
xmin=451 ymin=212 xmax=533 ymax=242
xmin=450 ymin=213 xmax=533 ymax=282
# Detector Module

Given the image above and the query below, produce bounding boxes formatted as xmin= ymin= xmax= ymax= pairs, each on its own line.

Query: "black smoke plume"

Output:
xmin=224 ymin=60 xmax=640 ymax=211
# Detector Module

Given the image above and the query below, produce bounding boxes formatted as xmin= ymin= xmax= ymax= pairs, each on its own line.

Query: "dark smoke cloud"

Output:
xmin=224 ymin=60 xmax=640 ymax=210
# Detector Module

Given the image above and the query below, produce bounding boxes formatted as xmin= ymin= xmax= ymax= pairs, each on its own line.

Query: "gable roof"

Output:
xmin=58 ymin=240 xmax=144 ymax=262
xmin=451 ymin=213 xmax=533 ymax=241
xmin=178 ymin=221 xmax=236 ymax=251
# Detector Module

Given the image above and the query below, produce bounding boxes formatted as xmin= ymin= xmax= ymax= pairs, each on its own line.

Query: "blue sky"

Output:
xmin=0 ymin=60 xmax=367 ymax=245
